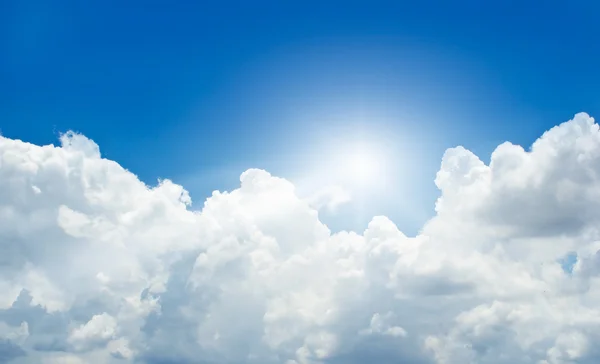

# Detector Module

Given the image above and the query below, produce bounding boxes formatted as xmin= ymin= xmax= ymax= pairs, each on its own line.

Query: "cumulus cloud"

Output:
xmin=306 ymin=185 xmax=352 ymax=212
xmin=2 ymin=114 xmax=600 ymax=363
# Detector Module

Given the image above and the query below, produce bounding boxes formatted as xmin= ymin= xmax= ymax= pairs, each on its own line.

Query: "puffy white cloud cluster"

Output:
xmin=1 ymin=113 xmax=600 ymax=363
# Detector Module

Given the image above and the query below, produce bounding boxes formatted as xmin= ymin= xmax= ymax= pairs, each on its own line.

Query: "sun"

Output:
xmin=331 ymin=142 xmax=388 ymax=190
xmin=342 ymin=151 xmax=377 ymax=185
xmin=289 ymin=131 xmax=395 ymax=201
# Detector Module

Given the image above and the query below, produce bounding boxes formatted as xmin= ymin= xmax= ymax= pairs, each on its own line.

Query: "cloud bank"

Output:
xmin=2 ymin=113 xmax=600 ymax=363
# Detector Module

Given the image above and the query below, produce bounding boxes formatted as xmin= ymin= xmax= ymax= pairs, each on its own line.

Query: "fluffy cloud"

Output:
xmin=1 ymin=114 xmax=600 ymax=363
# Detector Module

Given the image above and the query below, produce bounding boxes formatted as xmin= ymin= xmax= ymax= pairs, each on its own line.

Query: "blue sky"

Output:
xmin=2 ymin=0 xmax=600 ymax=235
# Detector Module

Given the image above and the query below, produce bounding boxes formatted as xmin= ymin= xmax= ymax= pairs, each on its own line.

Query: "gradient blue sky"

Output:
xmin=2 ymin=0 xmax=600 ymax=234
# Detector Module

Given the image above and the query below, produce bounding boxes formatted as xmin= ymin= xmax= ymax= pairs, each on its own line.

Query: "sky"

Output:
xmin=3 ymin=1 xmax=600 ymax=363
xmin=4 ymin=0 xmax=600 ymax=234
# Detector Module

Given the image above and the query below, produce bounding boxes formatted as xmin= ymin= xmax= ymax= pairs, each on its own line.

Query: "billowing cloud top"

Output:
xmin=1 ymin=114 xmax=600 ymax=363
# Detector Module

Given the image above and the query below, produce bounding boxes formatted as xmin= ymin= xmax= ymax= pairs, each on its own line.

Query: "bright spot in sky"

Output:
xmin=288 ymin=124 xmax=399 ymax=217
xmin=332 ymin=143 xmax=388 ymax=190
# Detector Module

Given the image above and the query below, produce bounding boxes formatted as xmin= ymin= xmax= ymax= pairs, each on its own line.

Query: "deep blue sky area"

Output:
xmin=2 ymin=0 xmax=600 ymax=234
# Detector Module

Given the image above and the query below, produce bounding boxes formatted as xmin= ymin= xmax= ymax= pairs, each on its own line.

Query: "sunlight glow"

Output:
xmin=337 ymin=148 xmax=383 ymax=187
xmin=289 ymin=121 xmax=399 ymax=206
xmin=327 ymin=140 xmax=390 ymax=192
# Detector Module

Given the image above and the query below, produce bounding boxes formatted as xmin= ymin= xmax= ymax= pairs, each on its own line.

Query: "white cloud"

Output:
xmin=1 ymin=113 xmax=600 ymax=363
xmin=306 ymin=185 xmax=351 ymax=212
xmin=359 ymin=312 xmax=407 ymax=337
xmin=68 ymin=313 xmax=118 ymax=351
